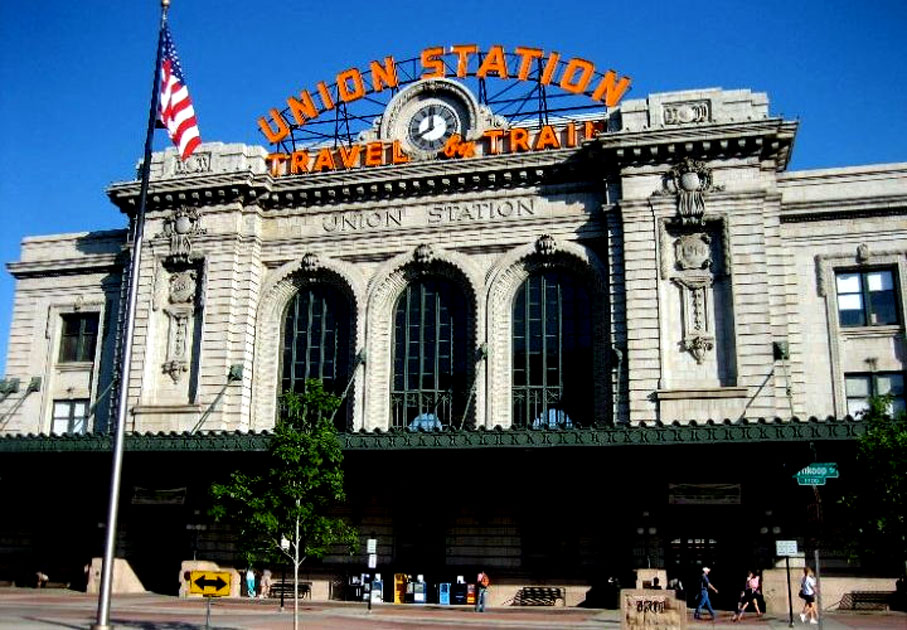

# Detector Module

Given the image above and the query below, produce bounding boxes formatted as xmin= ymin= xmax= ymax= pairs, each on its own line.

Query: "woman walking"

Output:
xmin=799 ymin=567 xmax=818 ymax=624
xmin=732 ymin=570 xmax=762 ymax=622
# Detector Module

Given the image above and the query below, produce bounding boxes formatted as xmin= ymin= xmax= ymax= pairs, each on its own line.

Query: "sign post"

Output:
xmin=793 ymin=463 xmax=838 ymax=630
xmin=366 ymin=538 xmax=378 ymax=612
xmin=776 ymin=540 xmax=799 ymax=628
xmin=188 ymin=571 xmax=231 ymax=630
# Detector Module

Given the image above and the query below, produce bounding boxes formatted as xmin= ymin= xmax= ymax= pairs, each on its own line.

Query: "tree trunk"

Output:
xmin=294 ymin=513 xmax=300 ymax=630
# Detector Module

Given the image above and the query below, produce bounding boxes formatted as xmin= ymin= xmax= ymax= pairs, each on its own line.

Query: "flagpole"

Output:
xmin=93 ymin=2 xmax=170 ymax=628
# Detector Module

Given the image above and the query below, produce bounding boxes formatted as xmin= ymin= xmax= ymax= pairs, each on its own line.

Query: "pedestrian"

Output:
xmin=732 ymin=570 xmax=762 ymax=622
xmin=475 ymin=569 xmax=490 ymax=612
xmin=694 ymin=566 xmax=718 ymax=621
xmin=260 ymin=569 xmax=272 ymax=599
xmin=245 ymin=567 xmax=256 ymax=598
xmin=799 ymin=566 xmax=818 ymax=624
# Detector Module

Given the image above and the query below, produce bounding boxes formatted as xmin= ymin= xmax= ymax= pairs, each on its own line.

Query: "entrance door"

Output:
xmin=668 ymin=536 xmax=724 ymax=608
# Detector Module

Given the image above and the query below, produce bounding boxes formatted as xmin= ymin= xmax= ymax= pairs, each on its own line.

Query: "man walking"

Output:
xmin=694 ymin=566 xmax=718 ymax=620
xmin=475 ymin=569 xmax=490 ymax=612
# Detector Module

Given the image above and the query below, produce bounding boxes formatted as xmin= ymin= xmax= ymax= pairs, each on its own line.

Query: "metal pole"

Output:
xmin=205 ymin=596 xmax=211 ymax=630
xmin=814 ymin=548 xmax=823 ymax=630
xmin=92 ymin=3 xmax=169 ymax=629
xmin=785 ymin=556 xmax=794 ymax=628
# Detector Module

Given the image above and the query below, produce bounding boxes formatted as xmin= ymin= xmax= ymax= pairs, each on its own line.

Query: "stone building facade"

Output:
xmin=1 ymin=85 xmax=905 ymax=602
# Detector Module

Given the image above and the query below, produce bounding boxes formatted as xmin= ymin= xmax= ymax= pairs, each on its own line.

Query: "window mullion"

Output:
xmin=523 ymin=279 xmax=532 ymax=427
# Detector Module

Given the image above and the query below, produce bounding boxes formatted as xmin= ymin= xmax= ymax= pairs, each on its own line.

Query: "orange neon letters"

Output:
xmin=421 ymin=46 xmax=445 ymax=78
xmin=450 ymin=44 xmax=478 ymax=77
xmin=261 ymin=46 xmax=632 ymax=147
xmin=476 ymin=45 xmax=509 ymax=79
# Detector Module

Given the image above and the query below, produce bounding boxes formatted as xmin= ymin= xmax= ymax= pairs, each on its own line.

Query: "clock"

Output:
xmin=408 ymin=103 xmax=461 ymax=152
xmin=377 ymin=79 xmax=488 ymax=159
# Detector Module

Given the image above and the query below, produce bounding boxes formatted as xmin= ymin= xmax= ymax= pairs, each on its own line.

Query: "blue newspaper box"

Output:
xmin=439 ymin=583 xmax=451 ymax=605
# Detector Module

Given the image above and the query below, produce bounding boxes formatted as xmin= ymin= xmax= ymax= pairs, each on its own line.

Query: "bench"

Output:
xmin=513 ymin=586 xmax=566 ymax=606
xmin=840 ymin=591 xmax=894 ymax=611
xmin=268 ymin=579 xmax=312 ymax=600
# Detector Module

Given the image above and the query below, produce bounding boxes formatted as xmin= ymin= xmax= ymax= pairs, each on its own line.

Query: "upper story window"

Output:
xmin=58 ymin=313 xmax=99 ymax=363
xmin=52 ymin=399 xmax=89 ymax=434
xmin=835 ymin=269 xmax=899 ymax=327
xmin=845 ymin=372 xmax=905 ymax=417
xmin=391 ymin=277 xmax=468 ymax=429
xmin=512 ymin=271 xmax=592 ymax=428
xmin=281 ymin=285 xmax=352 ymax=430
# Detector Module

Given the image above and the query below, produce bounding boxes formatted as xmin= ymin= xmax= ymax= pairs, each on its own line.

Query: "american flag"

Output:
xmin=159 ymin=25 xmax=201 ymax=161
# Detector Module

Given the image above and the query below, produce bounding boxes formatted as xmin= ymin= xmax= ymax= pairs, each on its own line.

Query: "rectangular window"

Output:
xmin=59 ymin=313 xmax=99 ymax=363
xmin=844 ymin=372 xmax=905 ymax=417
xmin=52 ymin=399 xmax=90 ymax=434
xmin=835 ymin=269 xmax=899 ymax=327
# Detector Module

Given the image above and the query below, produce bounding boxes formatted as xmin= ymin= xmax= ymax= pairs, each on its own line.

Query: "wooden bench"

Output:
xmin=840 ymin=591 xmax=894 ymax=611
xmin=268 ymin=579 xmax=312 ymax=600
xmin=513 ymin=586 xmax=566 ymax=606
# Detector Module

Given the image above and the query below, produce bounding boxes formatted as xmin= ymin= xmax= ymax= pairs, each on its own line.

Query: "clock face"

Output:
xmin=408 ymin=103 xmax=460 ymax=152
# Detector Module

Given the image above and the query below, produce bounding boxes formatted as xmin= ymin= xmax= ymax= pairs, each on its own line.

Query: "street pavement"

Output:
xmin=0 ymin=589 xmax=903 ymax=630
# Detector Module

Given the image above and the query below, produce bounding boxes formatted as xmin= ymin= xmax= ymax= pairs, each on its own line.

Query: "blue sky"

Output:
xmin=0 ymin=0 xmax=905 ymax=374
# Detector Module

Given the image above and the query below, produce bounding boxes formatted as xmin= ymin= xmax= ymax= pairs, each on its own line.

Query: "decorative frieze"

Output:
xmin=662 ymin=100 xmax=711 ymax=126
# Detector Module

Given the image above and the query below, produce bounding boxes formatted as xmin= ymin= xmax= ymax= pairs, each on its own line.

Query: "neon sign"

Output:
xmin=259 ymin=45 xmax=631 ymax=145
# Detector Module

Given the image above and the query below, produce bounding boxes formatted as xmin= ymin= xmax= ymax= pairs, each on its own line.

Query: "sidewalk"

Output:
xmin=0 ymin=589 xmax=903 ymax=630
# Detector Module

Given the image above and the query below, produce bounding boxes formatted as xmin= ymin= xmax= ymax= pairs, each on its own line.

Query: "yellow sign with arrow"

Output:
xmin=189 ymin=571 xmax=231 ymax=597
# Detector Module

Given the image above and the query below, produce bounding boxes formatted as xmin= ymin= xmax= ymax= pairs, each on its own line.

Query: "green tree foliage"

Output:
xmin=210 ymin=380 xmax=356 ymax=625
xmin=841 ymin=395 xmax=907 ymax=572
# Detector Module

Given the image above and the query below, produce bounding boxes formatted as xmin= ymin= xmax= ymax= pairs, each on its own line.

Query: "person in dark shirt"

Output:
xmin=694 ymin=567 xmax=718 ymax=620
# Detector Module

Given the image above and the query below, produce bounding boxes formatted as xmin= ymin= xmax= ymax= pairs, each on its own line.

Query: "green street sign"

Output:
xmin=794 ymin=462 xmax=839 ymax=486
xmin=795 ymin=475 xmax=827 ymax=486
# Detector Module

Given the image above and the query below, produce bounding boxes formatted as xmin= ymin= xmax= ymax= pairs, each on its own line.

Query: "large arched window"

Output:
xmin=391 ymin=277 xmax=468 ymax=429
xmin=512 ymin=271 xmax=592 ymax=427
xmin=281 ymin=285 xmax=352 ymax=430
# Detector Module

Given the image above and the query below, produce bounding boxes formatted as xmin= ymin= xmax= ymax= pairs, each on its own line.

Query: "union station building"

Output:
xmin=1 ymin=62 xmax=905 ymax=608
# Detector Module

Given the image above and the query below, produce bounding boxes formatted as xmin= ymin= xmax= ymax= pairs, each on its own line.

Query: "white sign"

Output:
xmin=776 ymin=540 xmax=799 ymax=556
xmin=367 ymin=538 xmax=377 ymax=554
xmin=368 ymin=553 xmax=377 ymax=569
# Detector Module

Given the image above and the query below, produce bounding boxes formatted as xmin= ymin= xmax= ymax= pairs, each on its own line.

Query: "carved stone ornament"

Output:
xmin=301 ymin=252 xmax=320 ymax=273
xmin=162 ymin=306 xmax=191 ymax=384
xmin=682 ymin=333 xmax=715 ymax=365
xmin=162 ymin=207 xmax=203 ymax=263
xmin=413 ymin=243 xmax=436 ymax=267
xmin=168 ymin=269 xmax=197 ymax=305
xmin=162 ymin=358 xmax=189 ymax=384
xmin=534 ymin=234 xmax=558 ymax=257
xmin=856 ymin=243 xmax=870 ymax=264
xmin=674 ymin=233 xmax=712 ymax=271
xmin=663 ymin=100 xmax=711 ymax=126
xmin=662 ymin=158 xmax=722 ymax=226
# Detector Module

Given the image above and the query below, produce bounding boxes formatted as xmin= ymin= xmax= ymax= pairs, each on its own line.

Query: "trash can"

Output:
xmin=439 ymin=583 xmax=451 ymax=605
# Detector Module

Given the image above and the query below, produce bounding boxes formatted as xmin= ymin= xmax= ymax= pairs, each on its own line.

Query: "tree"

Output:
xmin=840 ymin=395 xmax=907 ymax=574
xmin=210 ymin=380 xmax=357 ymax=630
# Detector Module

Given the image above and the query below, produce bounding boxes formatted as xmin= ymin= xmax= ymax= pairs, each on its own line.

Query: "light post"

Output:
xmin=636 ymin=511 xmax=658 ymax=570
xmin=280 ymin=537 xmax=290 ymax=611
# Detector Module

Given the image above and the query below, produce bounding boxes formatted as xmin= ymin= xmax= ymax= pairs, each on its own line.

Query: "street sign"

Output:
xmin=794 ymin=462 xmax=839 ymax=486
xmin=368 ymin=553 xmax=377 ymax=569
xmin=189 ymin=571 xmax=231 ymax=597
xmin=776 ymin=540 xmax=799 ymax=556
xmin=367 ymin=538 xmax=377 ymax=554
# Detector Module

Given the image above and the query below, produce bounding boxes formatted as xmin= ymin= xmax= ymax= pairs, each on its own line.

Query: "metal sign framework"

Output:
xmin=268 ymin=51 xmax=624 ymax=154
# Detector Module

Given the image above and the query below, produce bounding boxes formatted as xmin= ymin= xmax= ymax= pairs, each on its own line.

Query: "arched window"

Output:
xmin=391 ymin=278 xmax=468 ymax=429
xmin=281 ymin=285 xmax=351 ymax=430
xmin=512 ymin=271 xmax=592 ymax=428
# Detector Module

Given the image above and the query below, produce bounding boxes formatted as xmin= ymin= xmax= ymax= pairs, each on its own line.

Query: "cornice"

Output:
xmin=7 ymin=253 xmax=122 ymax=279
xmin=780 ymin=197 xmax=907 ymax=223
xmin=595 ymin=119 xmax=798 ymax=171
xmin=0 ymin=416 xmax=865 ymax=453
